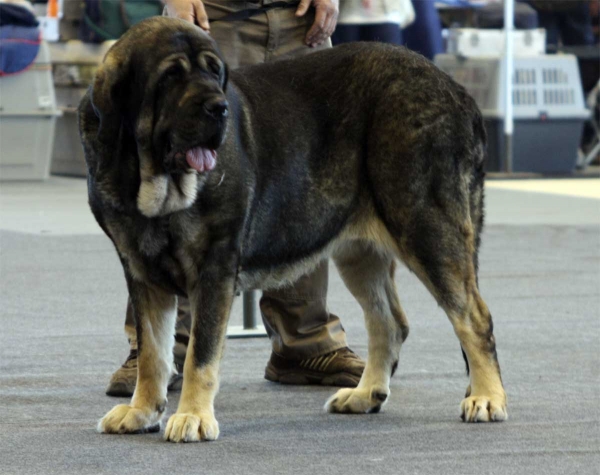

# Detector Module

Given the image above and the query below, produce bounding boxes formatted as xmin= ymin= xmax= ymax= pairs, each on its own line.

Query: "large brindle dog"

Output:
xmin=79 ymin=17 xmax=507 ymax=442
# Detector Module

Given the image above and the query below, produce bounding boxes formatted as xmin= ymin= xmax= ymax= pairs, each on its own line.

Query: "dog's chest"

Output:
xmin=107 ymin=212 xmax=206 ymax=294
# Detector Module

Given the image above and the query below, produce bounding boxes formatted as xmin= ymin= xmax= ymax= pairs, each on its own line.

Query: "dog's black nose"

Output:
xmin=203 ymin=98 xmax=229 ymax=118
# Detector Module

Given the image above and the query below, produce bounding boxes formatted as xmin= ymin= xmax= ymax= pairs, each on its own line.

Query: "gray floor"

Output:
xmin=0 ymin=178 xmax=599 ymax=475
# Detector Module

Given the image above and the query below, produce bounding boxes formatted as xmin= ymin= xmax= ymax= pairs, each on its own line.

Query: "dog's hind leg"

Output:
xmin=360 ymin=82 xmax=504 ymax=421
xmin=400 ymin=214 xmax=507 ymax=423
xmin=98 ymin=282 xmax=176 ymax=434
xmin=326 ymin=242 xmax=409 ymax=414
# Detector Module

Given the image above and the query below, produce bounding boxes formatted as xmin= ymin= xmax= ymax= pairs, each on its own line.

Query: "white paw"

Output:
xmin=324 ymin=387 xmax=390 ymax=414
xmin=460 ymin=396 xmax=508 ymax=422
xmin=164 ymin=412 xmax=220 ymax=442
xmin=97 ymin=404 xmax=161 ymax=434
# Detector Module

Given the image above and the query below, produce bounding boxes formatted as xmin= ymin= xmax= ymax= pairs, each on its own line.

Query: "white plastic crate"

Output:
xmin=435 ymin=54 xmax=589 ymax=120
xmin=446 ymin=28 xmax=546 ymax=57
xmin=434 ymin=54 xmax=590 ymax=172
xmin=0 ymin=42 xmax=61 ymax=181
xmin=49 ymin=40 xmax=115 ymax=177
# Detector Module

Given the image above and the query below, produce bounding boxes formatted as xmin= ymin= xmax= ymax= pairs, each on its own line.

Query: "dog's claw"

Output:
xmin=164 ymin=412 xmax=219 ymax=442
xmin=372 ymin=392 xmax=388 ymax=402
xmin=460 ymin=396 xmax=507 ymax=423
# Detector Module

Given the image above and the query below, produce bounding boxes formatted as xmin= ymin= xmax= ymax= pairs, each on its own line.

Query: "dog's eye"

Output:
xmin=206 ymin=57 xmax=221 ymax=77
xmin=163 ymin=65 xmax=181 ymax=79
xmin=199 ymin=52 xmax=223 ymax=80
xmin=157 ymin=65 xmax=181 ymax=89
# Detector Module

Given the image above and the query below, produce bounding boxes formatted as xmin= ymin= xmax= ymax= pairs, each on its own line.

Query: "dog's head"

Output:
xmin=87 ymin=17 xmax=229 ymax=217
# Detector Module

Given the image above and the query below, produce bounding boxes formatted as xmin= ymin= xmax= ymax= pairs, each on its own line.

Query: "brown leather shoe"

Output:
xmin=105 ymin=349 xmax=183 ymax=397
xmin=264 ymin=347 xmax=365 ymax=387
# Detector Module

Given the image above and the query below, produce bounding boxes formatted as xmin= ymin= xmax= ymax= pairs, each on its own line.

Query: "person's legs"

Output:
xmin=402 ymin=0 xmax=443 ymax=60
xmin=332 ymin=23 xmax=403 ymax=46
xmin=261 ymin=261 xmax=362 ymax=386
xmin=269 ymin=4 xmax=332 ymax=59
xmin=536 ymin=11 xmax=560 ymax=50
xmin=203 ymin=1 xmax=269 ymax=67
xmin=559 ymin=2 xmax=595 ymax=46
xmin=260 ymin=261 xmax=344 ymax=359
xmin=105 ymin=301 xmax=138 ymax=396
xmin=331 ymin=24 xmax=361 ymax=45
xmin=358 ymin=23 xmax=403 ymax=44
xmin=206 ymin=1 xmax=333 ymax=65
xmin=106 ymin=299 xmax=183 ymax=396
xmin=259 ymin=5 xmax=364 ymax=385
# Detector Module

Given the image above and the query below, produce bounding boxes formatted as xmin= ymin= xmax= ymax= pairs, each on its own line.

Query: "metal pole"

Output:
xmin=227 ymin=290 xmax=268 ymax=339
xmin=242 ymin=290 xmax=257 ymax=329
xmin=503 ymin=0 xmax=514 ymax=173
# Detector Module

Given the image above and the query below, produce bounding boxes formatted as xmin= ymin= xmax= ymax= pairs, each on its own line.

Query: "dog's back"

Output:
xmin=230 ymin=43 xmax=487 ymax=286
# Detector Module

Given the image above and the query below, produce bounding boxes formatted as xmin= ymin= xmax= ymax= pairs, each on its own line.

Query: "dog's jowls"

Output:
xmin=79 ymin=17 xmax=507 ymax=443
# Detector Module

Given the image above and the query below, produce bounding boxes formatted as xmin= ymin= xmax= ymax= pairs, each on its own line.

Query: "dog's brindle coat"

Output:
xmin=80 ymin=17 xmax=507 ymax=442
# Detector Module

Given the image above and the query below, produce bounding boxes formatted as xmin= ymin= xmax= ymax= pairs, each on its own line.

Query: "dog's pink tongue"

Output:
xmin=186 ymin=147 xmax=217 ymax=173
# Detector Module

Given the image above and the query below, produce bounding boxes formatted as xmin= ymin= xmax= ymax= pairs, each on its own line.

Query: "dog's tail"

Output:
xmin=470 ymin=111 xmax=487 ymax=279
xmin=461 ymin=112 xmax=487 ymax=377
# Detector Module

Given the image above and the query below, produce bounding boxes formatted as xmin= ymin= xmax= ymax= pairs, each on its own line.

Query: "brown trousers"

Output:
xmin=124 ymin=0 xmax=347 ymax=362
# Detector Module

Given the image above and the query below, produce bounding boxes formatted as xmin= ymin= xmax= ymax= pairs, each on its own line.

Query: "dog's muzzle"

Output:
xmin=168 ymin=97 xmax=229 ymax=173
xmin=203 ymin=97 xmax=229 ymax=120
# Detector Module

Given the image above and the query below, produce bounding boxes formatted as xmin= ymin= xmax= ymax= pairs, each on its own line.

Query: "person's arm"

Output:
xmin=163 ymin=0 xmax=210 ymax=31
xmin=296 ymin=0 xmax=339 ymax=47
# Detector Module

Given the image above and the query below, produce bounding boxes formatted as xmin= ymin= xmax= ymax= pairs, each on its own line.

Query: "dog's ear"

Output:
xmin=222 ymin=62 xmax=229 ymax=92
xmin=90 ymin=48 xmax=131 ymax=144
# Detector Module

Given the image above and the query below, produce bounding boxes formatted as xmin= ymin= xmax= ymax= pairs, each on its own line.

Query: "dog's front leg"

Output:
xmin=164 ymin=268 xmax=235 ymax=443
xmin=98 ymin=282 xmax=176 ymax=434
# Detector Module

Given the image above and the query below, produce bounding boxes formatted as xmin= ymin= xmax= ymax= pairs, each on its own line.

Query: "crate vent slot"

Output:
xmin=543 ymin=68 xmax=568 ymax=84
xmin=513 ymin=88 xmax=537 ymax=105
xmin=514 ymin=69 xmax=536 ymax=85
xmin=543 ymin=88 xmax=575 ymax=105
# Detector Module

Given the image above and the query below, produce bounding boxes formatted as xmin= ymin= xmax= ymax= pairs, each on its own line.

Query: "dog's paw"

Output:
xmin=97 ymin=404 xmax=161 ymax=434
xmin=460 ymin=395 xmax=507 ymax=422
xmin=164 ymin=412 xmax=220 ymax=442
xmin=324 ymin=387 xmax=390 ymax=414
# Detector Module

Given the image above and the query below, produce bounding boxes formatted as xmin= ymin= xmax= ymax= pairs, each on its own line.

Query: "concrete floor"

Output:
xmin=0 ymin=177 xmax=599 ymax=475
xmin=1 ymin=177 xmax=599 ymax=235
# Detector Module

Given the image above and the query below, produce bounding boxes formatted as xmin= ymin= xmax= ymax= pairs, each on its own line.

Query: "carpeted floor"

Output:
xmin=1 ymin=217 xmax=599 ymax=474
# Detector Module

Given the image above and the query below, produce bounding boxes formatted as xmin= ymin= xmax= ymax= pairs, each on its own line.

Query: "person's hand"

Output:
xmin=164 ymin=0 xmax=210 ymax=31
xmin=362 ymin=0 xmax=372 ymax=8
xmin=296 ymin=0 xmax=339 ymax=47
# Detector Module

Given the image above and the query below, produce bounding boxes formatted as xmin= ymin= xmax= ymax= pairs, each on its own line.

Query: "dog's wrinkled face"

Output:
xmin=90 ymin=17 xmax=229 ymax=216
xmin=152 ymin=45 xmax=229 ymax=175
